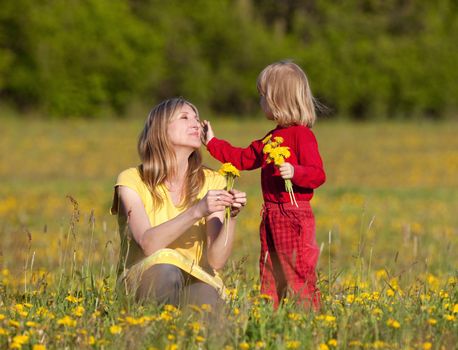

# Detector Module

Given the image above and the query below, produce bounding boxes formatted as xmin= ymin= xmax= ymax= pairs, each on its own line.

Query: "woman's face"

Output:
xmin=168 ymin=104 xmax=202 ymax=151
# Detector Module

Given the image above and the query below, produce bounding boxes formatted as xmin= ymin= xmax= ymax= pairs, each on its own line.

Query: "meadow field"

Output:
xmin=0 ymin=117 xmax=457 ymax=349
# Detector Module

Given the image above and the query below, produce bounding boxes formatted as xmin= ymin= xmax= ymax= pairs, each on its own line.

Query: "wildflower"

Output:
xmin=386 ymin=318 xmax=400 ymax=328
xmin=255 ymin=341 xmax=266 ymax=349
xmin=12 ymin=334 xmax=29 ymax=346
xmin=218 ymin=162 xmax=240 ymax=245
xmin=0 ymin=327 xmax=8 ymax=336
xmin=189 ymin=322 xmax=201 ymax=333
xmin=0 ymin=314 xmax=4 ymax=321
xmin=26 ymin=321 xmax=38 ymax=328
xmin=453 ymin=304 xmax=458 ymax=314
xmin=262 ymin=136 xmax=297 ymax=206
xmin=9 ymin=320 xmax=20 ymax=328
xmin=65 ymin=295 xmax=83 ymax=303
xmin=87 ymin=336 xmax=96 ymax=345
xmin=328 ymin=339 xmax=337 ymax=347
xmin=72 ymin=306 xmax=85 ymax=317
xmin=422 ymin=342 xmax=432 ymax=350
xmin=286 ymin=341 xmax=301 ymax=349
xmin=261 ymin=134 xmax=272 ymax=144
xmin=109 ymin=325 xmax=122 ymax=334
xmin=201 ymin=304 xmax=212 ymax=312
xmin=444 ymin=314 xmax=455 ymax=321
xmin=427 ymin=318 xmax=437 ymax=325
xmin=288 ymin=313 xmax=300 ymax=321
xmin=195 ymin=335 xmax=205 ymax=343
xmin=239 ymin=342 xmax=250 ymax=350
xmin=57 ymin=316 xmax=77 ymax=327
xmin=319 ymin=344 xmax=329 ymax=350
xmin=33 ymin=345 xmax=46 ymax=350
xmin=233 ymin=308 xmax=240 ymax=316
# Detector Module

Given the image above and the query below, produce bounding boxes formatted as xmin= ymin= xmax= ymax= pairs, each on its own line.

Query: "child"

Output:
xmin=203 ymin=60 xmax=325 ymax=309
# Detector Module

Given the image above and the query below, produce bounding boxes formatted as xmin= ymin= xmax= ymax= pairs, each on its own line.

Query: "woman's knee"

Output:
xmin=136 ymin=264 xmax=184 ymax=302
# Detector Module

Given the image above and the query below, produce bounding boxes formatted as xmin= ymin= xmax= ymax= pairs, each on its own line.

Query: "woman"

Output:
xmin=111 ymin=97 xmax=246 ymax=308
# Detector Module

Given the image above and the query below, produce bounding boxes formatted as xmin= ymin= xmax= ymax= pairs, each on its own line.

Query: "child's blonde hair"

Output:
xmin=257 ymin=60 xmax=317 ymax=127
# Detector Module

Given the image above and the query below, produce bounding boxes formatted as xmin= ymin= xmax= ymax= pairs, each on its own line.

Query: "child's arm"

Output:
xmin=203 ymin=120 xmax=264 ymax=170
xmin=288 ymin=128 xmax=326 ymax=189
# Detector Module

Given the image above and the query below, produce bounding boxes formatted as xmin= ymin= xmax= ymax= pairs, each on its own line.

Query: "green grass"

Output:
xmin=0 ymin=117 xmax=457 ymax=349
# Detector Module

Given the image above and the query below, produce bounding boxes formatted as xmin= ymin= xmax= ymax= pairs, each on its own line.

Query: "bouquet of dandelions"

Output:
xmin=218 ymin=162 xmax=240 ymax=245
xmin=262 ymin=134 xmax=298 ymax=207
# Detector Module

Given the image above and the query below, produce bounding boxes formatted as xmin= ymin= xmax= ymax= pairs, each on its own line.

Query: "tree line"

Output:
xmin=0 ymin=0 xmax=456 ymax=119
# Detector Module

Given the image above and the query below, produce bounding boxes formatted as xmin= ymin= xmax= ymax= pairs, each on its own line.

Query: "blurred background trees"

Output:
xmin=0 ymin=0 xmax=456 ymax=119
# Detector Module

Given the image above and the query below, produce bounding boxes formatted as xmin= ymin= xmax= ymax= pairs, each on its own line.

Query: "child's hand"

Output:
xmin=201 ymin=120 xmax=215 ymax=145
xmin=279 ymin=162 xmax=294 ymax=180
xmin=229 ymin=189 xmax=247 ymax=217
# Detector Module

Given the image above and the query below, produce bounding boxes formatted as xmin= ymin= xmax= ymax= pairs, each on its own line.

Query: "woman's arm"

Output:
xmin=205 ymin=189 xmax=247 ymax=270
xmin=117 ymin=186 xmax=234 ymax=256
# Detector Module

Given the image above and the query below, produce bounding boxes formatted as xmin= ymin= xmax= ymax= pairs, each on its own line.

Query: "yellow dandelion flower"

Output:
xmin=286 ymin=341 xmax=301 ymax=349
xmin=318 ymin=344 xmax=329 ymax=350
xmin=9 ymin=320 xmax=20 ymax=328
xmin=87 ymin=336 xmax=96 ymax=345
xmin=0 ymin=314 xmax=4 ymax=321
xmin=288 ymin=313 xmax=301 ymax=321
xmin=72 ymin=306 xmax=85 ymax=318
xmin=386 ymin=318 xmax=400 ymax=328
xmin=109 ymin=325 xmax=122 ymax=334
xmin=261 ymin=134 xmax=272 ymax=144
xmin=218 ymin=162 xmax=240 ymax=177
xmin=201 ymin=304 xmax=212 ymax=312
xmin=255 ymin=341 xmax=266 ymax=349
xmin=233 ymin=308 xmax=240 ymax=316
xmin=57 ymin=316 xmax=77 ymax=327
xmin=13 ymin=334 xmax=29 ymax=345
xmin=65 ymin=295 xmax=83 ymax=303
xmin=427 ymin=318 xmax=437 ymax=325
xmin=422 ymin=342 xmax=432 ymax=350
xmin=26 ymin=321 xmax=38 ymax=328
xmin=444 ymin=314 xmax=455 ymax=321
xmin=263 ymin=143 xmax=273 ymax=154
xmin=239 ymin=342 xmax=250 ymax=350
xmin=373 ymin=340 xmax=387 ymax=349
xmin=33 ymin=345 xmax=46 ymax=350
xmin=195 ymin=335 xmax=205 ymax=343
xmin=346 ymin=294 xmax=355 ymax=304
xmin=273 ymin=136 xmax=284 ymax=143
xmin=0 ymin=327 xmax=8 ymax=336
xmin=453 ymin=304 xmax=458 ymax=314
xmin=328 ymin=339 xmax=337 ymax=347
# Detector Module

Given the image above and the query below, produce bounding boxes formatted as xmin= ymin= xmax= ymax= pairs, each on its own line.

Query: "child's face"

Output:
xmin=260 ymin=95 xmax=274 ymax=120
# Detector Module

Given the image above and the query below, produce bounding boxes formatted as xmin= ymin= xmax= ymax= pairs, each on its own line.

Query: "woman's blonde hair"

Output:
xmin=137 ymin=97 xmax=205 ymax=209
xmin=257 ymin=60 xmax=317 ymax=127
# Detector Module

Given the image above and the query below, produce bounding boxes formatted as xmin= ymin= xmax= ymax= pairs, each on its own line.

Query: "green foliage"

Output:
xmin=0 ymin=0 xmax=457 ymax=118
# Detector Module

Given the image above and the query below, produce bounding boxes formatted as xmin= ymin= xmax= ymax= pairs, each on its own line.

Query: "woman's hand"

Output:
xmin=229 ymin=189 xmax=247 ymax=217
xmin=279 ymin=162 xmax=294 ymax=179
xmin=201 ymin=120 xmax=215 ymax=145
xmin=195 ymin=189 xmax=233 ymax=218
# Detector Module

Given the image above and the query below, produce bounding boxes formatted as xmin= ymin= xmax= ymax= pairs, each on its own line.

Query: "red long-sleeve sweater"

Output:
xmin=207 ymin=124 xmax=326 ymax=203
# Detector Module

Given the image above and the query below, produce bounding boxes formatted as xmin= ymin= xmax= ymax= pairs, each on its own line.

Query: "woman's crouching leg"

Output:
xmin=136 ymin=264 xmax=184 ymax=306
xmin=184 ymin=281 xmax=222 ymax=311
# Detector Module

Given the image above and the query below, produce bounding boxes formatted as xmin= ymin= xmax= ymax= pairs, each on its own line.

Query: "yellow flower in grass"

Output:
xmin=386 ymin=318 xmax=400 ymax=328
xmin=286 ymin=341 xmax=301 ymax=349
xmin=33 ymin=345 xmax=46 ymax=350
xmin=239 ymin=342 xmax=250 ymax=350
xmin=12 ymin=334 xmax=29 ymax=345
xmin=57 ymin=316 xmax=77 ymax=327
xmin=0 ymin=314 xmax=4 ymax=321
xmin=453 ymin=304 xmax=458 ymax=313
xmin=109 ymin=324 xmax=122 ymax=334
xmin=422 ymin=342 xmax=432 ymax=350
xmin=427 ymin=318 xmax=437 ymax=325
xmin=255 ymin=341 xmax=266 ymax=349
xmin=72 ymin=306 xmax=85 ymax=317
xmin=318 ymin=344 xmax=329 ymax=350
xmin=328 ymin=339 xmax=337 ymax=347
xmin=65 ymin=295 xmax=83 ymax=303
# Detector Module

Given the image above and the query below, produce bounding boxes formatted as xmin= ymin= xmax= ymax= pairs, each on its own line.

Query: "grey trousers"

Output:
xmin=135 ymin=263 xmax=221 ymax=309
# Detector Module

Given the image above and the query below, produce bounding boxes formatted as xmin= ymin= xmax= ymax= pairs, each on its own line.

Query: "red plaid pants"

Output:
xmin=259 ymin=201 xmax=320 ymax=309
